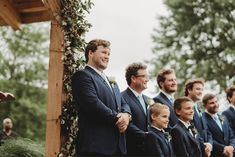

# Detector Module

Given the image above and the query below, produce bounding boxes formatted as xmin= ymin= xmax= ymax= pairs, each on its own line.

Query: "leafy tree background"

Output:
xmin=0 ymin=22 xmax=50 ymax=142
xmin=149 ymin=0 xmax=235 ymax=96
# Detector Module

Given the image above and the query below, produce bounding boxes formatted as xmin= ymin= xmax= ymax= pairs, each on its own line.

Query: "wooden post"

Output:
xmin=45 ymin=20 xmax=63 ymax=157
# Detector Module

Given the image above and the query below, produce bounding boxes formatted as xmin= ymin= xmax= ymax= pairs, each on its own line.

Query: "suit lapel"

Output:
xmin=179 ymin=122 xmax=200 ymax=147
xmin=205 ymin=113 xmax=224 ymax=136
xmin=159 ymin=92 xmax=172 ymax=106
xmin=126 ymin=88 xmax=146 ymax=115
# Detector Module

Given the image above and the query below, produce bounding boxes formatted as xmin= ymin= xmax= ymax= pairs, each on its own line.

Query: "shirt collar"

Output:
xmin=151 ymin=125 xmax=164 ymax=132
xmin=128 ymin=87 xmax=142 ymax=98
xmin=205 ymin=110 xmax=219 ymax=119
xmin=160 ymin=89 xmax=174 ymax=100
xmin=178 ymin=119 xmax=191 ymax=128
xmin=87 ymin=65 xmax=103 ymax=77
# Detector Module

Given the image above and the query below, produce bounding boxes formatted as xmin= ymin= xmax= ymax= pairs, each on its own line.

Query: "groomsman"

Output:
xmin=153 ymin=68 xmax=178 ymax=130
xmin=202 ymin=93 xmax=235 ymax=157
xmin=121 ymin=62 xmax=150 ymax=156
xmin=72 ymin=39 xmax=131 ymax=156
xmin=185 ymin=78 xmax=212 ymax=157
xmin=171 ymin=97 xmax=202 ymax=157
xmin=222 ymin=85 xmax=235 ymax=133
xmin=146 ymin=103 xmax=175 ymax=157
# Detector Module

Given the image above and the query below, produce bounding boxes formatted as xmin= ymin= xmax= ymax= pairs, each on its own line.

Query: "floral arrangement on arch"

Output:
xmin=56 ymin=0 xmax=93 ymax=156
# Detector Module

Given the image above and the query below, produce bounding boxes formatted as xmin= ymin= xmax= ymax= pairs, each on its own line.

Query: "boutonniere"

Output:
xmin=108 ymin=76 xmax=117 ymax=88
xmin=188 ymin=124 xmax=198 ymax=137
xmin=218 ymin=115 xmax=224 ymax=125
xmin=147 ymin=97 xmax=155 ymax=109
xmin=163 ymin=132 xmax=172 ymax=142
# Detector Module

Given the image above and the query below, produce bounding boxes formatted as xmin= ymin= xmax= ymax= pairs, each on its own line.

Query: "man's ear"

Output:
xmin=159 ymin=81 xmax=164 ymax=89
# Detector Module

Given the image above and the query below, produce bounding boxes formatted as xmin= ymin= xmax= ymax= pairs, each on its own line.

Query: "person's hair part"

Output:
xmin=202 ymin=93 xmax=216 ymax=105
xmin=184 ymin=78 xmax=205 ymax=96
xmin=174 ymin=96 xmax=193 ymax=116
xmin=125 ymin=62 xmax=147 ymax=85
xmin=156 ymin=68 xmax=175 ymax=89
xmin=226 ymin=85 xmax=235 ymax=103
xmin=85 ymin=39 xmax=110 ymax=63
xmin=149 ymin=103 xmax=169 ymax=123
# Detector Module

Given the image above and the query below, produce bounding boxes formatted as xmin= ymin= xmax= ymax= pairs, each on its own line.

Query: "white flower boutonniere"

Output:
xmin=108 ymin=76 xmax=117 ymax=88
xmin=218 ymin=115 xmax=224 ymax=125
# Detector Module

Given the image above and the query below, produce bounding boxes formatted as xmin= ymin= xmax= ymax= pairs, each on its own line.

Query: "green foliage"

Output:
xmin=58 ymin=0 xmax=93 ymax=156
xmin=150 ymin=0 xmax=235 ymax=95
xmin=0 ymin=138 xmax=44 ymax=157
xmin=0 ymin=23 xmax=49 ymax=142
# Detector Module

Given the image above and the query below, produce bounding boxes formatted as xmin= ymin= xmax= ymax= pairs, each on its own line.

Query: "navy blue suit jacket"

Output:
xmin=153 ymin=92 xmax=178 ymax=129
xmin=222 ymin=106 xmax=235 ymax=134
xmin=192 ymin=106 xmax=213 ymax=154
xmin=202 ymin=112 xmax=235 ymax=156
xmin=72 ymin=66 xmax=131 ymax=155
xmin=171 ymin=121 xmax=202 ymax=157
xmin=121 ymin=88 xmax=149 ymax=155
xmin=146 ymin=127 xmax=175 ymax=157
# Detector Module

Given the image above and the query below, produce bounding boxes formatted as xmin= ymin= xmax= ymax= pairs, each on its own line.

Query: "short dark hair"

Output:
xmin=226 ymin=85 xmax=235 ymax=103
xmin=85 ymin=39 xmax=110 ymax=63
xmin=156 ymin=68 xmax=175 ymax=89
xmin=125 ymin=62 xmax=147 ymax=85
xmin=149 ymin=103 xmax=169 ymax=123
xmin=184 ymin=78 xmax=205 ymax=96
xmin=202 ymin=93 xmax=216 ymax=106
xmin=174 ymin=96 xmax=193 ymax=116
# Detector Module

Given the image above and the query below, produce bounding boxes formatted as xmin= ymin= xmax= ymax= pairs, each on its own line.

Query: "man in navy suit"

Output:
xmin=202 ymin=93 xmax=235 ymax=157
xmin=146 ymin=103 xmax=175 ymax=157
xmin=153 ymin=68 xmax=178 ymax=130
xmin=121 ymin=62 xmax=150 ymax=156
xmin=185 ymin=78 xmax=212 ymax=157
xmin=72 ymin=39 xmax=131 ymax=156
xmin=171 ymin=97 xmax=202 ymax=157
xmin=222 ymin=85 xmax=235 ymax=133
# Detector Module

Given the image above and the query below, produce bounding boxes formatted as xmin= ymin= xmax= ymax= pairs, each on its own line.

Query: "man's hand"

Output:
xmin=204 ymin=143 xmax=212 ymax=157
xmin=115 ymin=113 xmax=130 ymax=133
xmin=223 ymin=146 xmax=234 ymax=157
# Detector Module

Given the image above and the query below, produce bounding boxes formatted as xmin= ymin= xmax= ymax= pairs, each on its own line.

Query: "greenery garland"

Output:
xmin=56 ymin=0 xmax=93 ymax=156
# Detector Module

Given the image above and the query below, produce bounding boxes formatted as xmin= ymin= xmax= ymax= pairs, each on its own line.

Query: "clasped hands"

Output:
xmin=115 ymin=113 xmax=131 ymax=133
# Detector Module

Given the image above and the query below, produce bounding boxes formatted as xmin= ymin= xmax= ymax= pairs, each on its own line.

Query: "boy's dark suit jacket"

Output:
xmin=171 ymin=121 xmax=202 ymax=157
xmin=202 ymin=112 xmax=235 ymax=157
xmin=222 ymin=106 xmax=235 ymax=133
xmin=121 ymin=88 xmax=149 ymax=156
xmin=153 ymin=92 xmax=178 ymax=129
xmin=146 ymin=126 xmax=175 ymax=157
xmin=72 ymin=66 xmax=131 ymax=155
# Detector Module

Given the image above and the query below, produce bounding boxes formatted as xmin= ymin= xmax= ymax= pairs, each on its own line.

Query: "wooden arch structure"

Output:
xmin=0 ymin=0 xmax=63 ymax=156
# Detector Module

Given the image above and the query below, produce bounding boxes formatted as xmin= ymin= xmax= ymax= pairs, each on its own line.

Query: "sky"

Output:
xmin=85 ymin=0 xmax=169 ymax=97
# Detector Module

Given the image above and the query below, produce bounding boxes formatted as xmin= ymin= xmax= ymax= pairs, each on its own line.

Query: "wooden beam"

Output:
xmin=0 ymin=0 xmax=21 ymax=30
xmin=42 ymin=0 xmax=60 ymax=15
xmin=21 ymin=11 xmax=52 ymax=24
xmin=16 ymin=1 xmax=48 ymax=13
xmin=45 ymin=20 xmax=64 ymax=157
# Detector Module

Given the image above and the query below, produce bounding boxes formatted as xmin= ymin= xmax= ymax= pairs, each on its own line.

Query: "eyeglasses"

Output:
xmin=135 ymin=74 xmax=149 ymax=79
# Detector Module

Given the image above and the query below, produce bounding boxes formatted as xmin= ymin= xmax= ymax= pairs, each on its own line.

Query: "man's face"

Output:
xmin=160 ymin=73 xmax=177 ymax=94
xmin=89 ymin=46 xmax=110 ymax=71
xmin=132 ymin=69 xmax=149 ymax=92
xmin=188 ymin=83 xmax=204 ymax=102
xmin=152 ymin=108 xmax=170 ymax=129
xmin=176 ymin=101 xmax=194 ymax=122
xmin=228 ymin=91 xmax=235 ymax=106
xmin=204 ymin=97 xmax=219 ymax=114
xmin=4 ymin=119 xmax=13 ymax=130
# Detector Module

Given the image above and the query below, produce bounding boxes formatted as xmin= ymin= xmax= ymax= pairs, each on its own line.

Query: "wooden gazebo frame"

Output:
xmin=0 ymin=0 xmax=63 ymax=156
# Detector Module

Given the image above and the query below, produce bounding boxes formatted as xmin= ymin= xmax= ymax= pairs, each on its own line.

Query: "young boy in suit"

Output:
xmin=146 ymin=103 xmax=175 ymax=157
xmin=171 ymin=97 xmax=202 ymax=157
